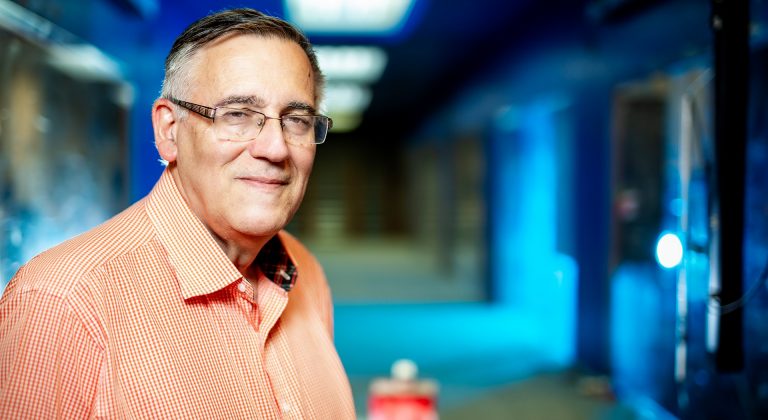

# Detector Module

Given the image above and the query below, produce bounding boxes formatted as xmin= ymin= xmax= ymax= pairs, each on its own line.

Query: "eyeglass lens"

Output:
xmin=214 ymin=106 xmax=328 ymax=144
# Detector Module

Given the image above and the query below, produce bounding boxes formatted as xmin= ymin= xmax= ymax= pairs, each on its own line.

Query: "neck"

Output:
xmin=211 ymin=231 xmax=271 ymax=277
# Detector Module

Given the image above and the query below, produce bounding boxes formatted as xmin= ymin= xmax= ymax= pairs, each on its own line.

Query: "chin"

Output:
xmin=235 ymin=215 xmax=290 ymax=238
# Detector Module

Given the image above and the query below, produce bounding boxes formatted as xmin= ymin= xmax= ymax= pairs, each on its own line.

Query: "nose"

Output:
xmin=248 ymin=117 xmax=289 ymax=162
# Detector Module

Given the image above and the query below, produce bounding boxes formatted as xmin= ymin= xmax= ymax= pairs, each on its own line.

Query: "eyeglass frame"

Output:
xmin=166 ymin=97 xmax=332 ymax=145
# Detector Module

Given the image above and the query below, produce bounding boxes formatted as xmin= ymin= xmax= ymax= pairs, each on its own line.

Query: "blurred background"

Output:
xmin=1 ymin=0 xmax=767 ymax=418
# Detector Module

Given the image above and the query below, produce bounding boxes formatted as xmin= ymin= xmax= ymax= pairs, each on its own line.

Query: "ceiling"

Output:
xmin=348 ymin=0 xmax=541 ymax=139
xmin=303 ymin=0 xmax=579 ymax=141
xmin=343 ymin=0 xmax=672 ymax=143
xmin=11 ymin=0 xmax=601 ymax=144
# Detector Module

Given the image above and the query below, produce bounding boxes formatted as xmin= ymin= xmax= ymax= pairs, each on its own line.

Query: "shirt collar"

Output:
xmin=145 ymin=169 xmax=298 ymax=299
xmin=257 ymin=235 xmax=298 ymax=292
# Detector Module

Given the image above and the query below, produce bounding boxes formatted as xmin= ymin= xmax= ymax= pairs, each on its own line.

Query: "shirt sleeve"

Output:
xmin=0 ymin=268 xmax=103 ymax=419
xmin=298 ymin=249 xmax=335 ymax=340
xmin=279 ymin=231 xmax=336 ymax=339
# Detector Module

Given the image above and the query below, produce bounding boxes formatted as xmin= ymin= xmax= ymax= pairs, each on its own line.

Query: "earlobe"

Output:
xmin=152 ymin=98 xmax=179 ymax=163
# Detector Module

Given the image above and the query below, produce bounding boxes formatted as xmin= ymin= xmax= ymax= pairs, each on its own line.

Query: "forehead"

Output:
xmin=189 ymin=34 xmax=315 ymax=106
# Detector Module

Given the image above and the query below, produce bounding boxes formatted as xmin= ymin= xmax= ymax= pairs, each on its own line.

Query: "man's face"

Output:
xmin=168 ymin=35 xmax=317 ymax=243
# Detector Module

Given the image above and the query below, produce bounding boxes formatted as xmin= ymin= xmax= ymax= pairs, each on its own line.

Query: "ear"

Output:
xmin=152 ymin=98 xmax=179 ymax=163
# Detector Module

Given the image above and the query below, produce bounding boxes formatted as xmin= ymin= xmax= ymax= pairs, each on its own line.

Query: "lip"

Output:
xmin=236 ymin=176 xmax=290 ymax=187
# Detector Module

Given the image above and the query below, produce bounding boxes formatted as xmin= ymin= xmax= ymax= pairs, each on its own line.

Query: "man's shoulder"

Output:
xmin=11 ymin=199 xmax=155 ymax=297
xmin=278 ymin=230 xmax=319 ymax=267
xmin=277 ymin=230 xmax=329 ymax=289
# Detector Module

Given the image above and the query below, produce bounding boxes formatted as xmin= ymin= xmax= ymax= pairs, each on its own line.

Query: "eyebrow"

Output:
xmin=214 ymin=95 xmax=317 ymax=115
xmin=214 ymin=95 xmax=264 ymax=108
xmin=284 ymin=101 xmax=317 ymax=115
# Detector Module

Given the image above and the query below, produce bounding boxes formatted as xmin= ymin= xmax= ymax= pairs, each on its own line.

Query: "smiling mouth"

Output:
xmin=236 ymin=176 xmax=289 ymax=186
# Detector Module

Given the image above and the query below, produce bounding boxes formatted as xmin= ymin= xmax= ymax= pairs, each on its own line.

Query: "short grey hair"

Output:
xmin=160 ymin=8 xmax=325 ymax=104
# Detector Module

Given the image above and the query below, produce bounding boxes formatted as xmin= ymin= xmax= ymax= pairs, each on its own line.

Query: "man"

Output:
xmin=0 ymin=8 xmax=355 ymax=419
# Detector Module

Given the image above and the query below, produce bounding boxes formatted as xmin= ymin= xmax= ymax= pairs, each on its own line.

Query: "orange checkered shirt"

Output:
xmin=0 ymin=169 xmax=355 ymax=419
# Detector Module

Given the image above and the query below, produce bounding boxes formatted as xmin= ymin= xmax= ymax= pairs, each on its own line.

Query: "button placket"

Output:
xmin=235 ymin=280 xmax=260 ymax=330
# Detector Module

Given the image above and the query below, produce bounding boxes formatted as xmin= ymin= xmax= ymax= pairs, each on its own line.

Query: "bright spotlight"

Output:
xmin=656 ymin=232 xmax=683 ymax=269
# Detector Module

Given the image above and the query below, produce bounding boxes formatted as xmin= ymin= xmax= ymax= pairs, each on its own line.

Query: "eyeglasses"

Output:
xmin=168 ymin=97 xmax=332 ymax=145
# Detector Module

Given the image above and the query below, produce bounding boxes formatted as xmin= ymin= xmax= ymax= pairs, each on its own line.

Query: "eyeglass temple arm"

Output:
xmin=168 ymin=98 xmax=216 ymax=119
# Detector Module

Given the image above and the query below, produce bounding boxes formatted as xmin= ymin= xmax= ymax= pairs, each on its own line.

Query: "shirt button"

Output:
xmin=281 ymin=401 xmax=292 ymax=413
xmin=237 ymin=282 xmax=247 ymax=293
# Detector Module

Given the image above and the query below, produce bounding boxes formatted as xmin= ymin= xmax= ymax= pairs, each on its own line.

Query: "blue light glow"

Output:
xmin=284 ymin=0 xmax=416 ymax=36
xmin=655 ymin=232 xmax=683 ymax=269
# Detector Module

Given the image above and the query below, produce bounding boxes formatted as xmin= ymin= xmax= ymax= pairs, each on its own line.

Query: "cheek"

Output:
xmin=179 ymin=126 xmax=239 ymax=167
xmin=283 ymin=149 xmax=314 ymax=198
xmin=176 ymin=125 xmax=204 ymax=161
xmin=294 ymin=148 xmax=316 ymax=179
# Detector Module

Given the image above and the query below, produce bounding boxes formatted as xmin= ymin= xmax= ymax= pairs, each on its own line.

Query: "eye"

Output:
xmin=283 ymin=115 xmax=313 ymax=130
xmin=218 ymin=107 xmax=258 ymax=124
